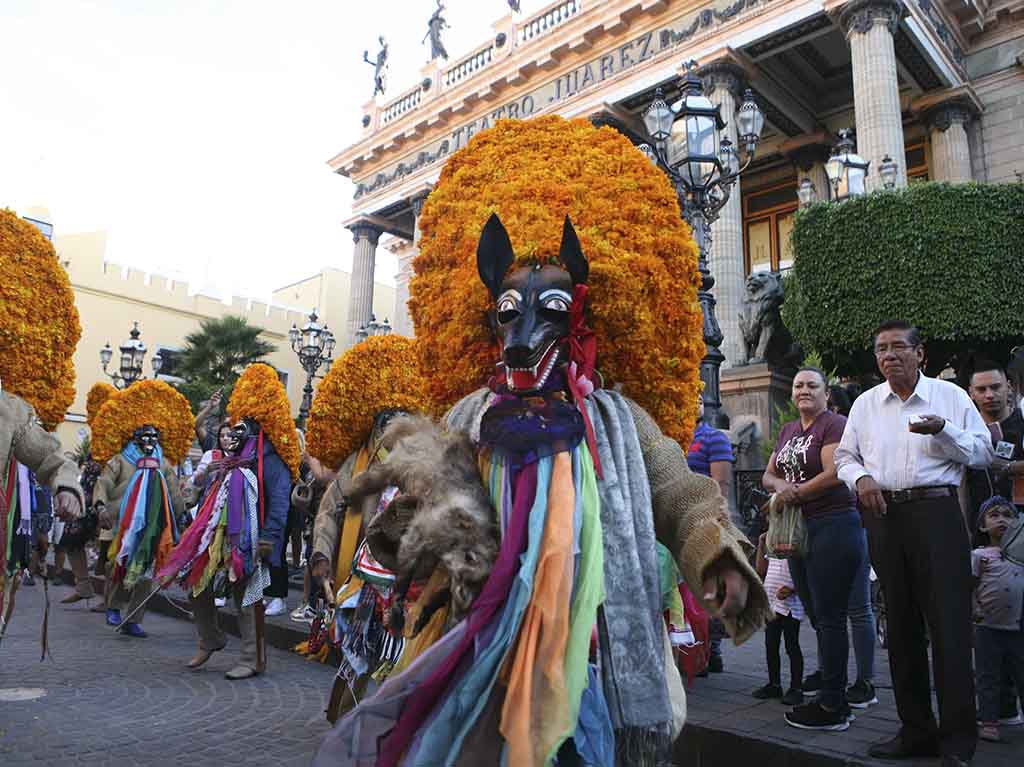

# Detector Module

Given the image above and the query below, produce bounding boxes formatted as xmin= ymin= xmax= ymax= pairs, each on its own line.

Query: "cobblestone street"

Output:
xmin=0 ymin=582 xmax=335 ymax=767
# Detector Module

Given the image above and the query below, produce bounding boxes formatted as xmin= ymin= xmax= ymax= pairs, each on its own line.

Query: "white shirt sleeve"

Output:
xmin=931 ymin=388 xmax=995 ymax=469
xmin=835 ymin=397 xmax=870 ymax=491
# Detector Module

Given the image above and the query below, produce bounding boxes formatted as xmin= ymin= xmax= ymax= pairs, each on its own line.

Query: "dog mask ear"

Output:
xmin=476 ymin=213 xmax=515 ymax=299
xmin=558 ymin=215 xmax=589 ymax=286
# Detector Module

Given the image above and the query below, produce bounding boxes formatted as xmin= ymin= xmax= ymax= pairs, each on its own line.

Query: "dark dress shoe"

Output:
xmin=867 ymin=734 xmax=940 ymax=760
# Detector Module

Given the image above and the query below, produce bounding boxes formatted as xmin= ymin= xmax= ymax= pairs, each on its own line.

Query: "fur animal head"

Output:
xmin=476 ymin=213 xmax=588 ymax=392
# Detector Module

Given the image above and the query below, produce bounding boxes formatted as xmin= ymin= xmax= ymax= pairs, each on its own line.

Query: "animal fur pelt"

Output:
xmin=345 ymin=415 xmax=498 ymax=630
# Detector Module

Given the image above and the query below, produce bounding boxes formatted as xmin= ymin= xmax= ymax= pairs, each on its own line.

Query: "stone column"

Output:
xmin=346 ymin=223 xmax=382 ymax=348
xmin=785 ymin=139 xmax=832 ymax=204
xmin=394 ymin=194 xmax=428 ymax=337
xmin=924 ymin=101 xmax=974 ymax=183
xmin=840 ymin=0 xmax=908 ymax=191
xmin=699 ymin=61 xmax=747 ymax=370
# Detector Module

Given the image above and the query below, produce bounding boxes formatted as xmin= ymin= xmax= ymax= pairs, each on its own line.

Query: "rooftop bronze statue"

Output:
xmin=363 ymin=35 xmax=388 ymax=97
xmin=423 ymin=1 xmax=448 ymax=61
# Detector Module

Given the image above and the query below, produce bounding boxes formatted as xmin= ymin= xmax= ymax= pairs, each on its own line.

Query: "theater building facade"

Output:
xmin=330 ymin=0 xmax=1023 ymax=369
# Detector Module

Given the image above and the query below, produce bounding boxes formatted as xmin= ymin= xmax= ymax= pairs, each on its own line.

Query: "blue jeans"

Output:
xmin=804 ymin=509 xmax=869 ymax=710
xmin=848 ymin=543 xmax=876 ymax=684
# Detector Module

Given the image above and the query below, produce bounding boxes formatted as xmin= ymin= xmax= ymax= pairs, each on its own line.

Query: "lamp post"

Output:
xmin=639 ymin=62 xmax=765 ymax=428
xmin=100 ymin=322 xmax=160 ymax=389
xmin=824 ymin=129 xmax=870 ymax=201
xmin=354 ymin=313 xmax=392 ymax=345
xmin=289 ymin=310 xmax=336 ymax=428
xmin=797 ymin=131 xmax=890 ymax=206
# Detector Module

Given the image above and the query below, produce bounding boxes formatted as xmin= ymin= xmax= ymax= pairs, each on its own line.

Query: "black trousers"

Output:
xmin=765 ymin=613 xmax=803 ymax=689
xmin=864 ymin=495 xmax=976 ymax=760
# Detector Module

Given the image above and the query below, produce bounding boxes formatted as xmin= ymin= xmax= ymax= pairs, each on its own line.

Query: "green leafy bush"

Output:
xmin=782 ymin=182 xmax=1024 ymax=377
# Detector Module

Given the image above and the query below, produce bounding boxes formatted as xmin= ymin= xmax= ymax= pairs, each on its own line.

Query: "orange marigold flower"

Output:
xmin=227 ymin=364 xmax=301 ymax=480
xmin=0 ymin=209 xmax=82 ymax=430
xmin=86 ymin=382 xmax=119 ymax=427
xmin=411 ymin=116 xmax=704 ymax=447
xmin=306 ymin=335 xmax=430 ymax=470
xmin=91 ymin=380 xmax=195 ymax=465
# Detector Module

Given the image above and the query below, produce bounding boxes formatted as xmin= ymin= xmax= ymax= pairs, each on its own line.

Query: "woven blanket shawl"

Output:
xmin=110 ymin=442 xmax=177 ymax=588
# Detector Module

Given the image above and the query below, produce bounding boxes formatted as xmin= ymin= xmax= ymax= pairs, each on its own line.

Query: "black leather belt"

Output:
xmin=881 ymin=486 xmax=957 ymax=505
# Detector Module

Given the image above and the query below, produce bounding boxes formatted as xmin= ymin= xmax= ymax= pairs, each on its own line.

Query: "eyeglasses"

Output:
xmin=874 ymin=342 xmax=918 ymax=355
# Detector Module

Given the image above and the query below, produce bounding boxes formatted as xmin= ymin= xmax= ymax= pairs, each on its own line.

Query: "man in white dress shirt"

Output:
xmin=835 ymin=320 xmax=993 ymax=767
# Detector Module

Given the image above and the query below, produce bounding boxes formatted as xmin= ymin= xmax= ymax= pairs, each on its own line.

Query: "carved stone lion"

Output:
xmin=738 ymin=271 xmax=793 ymax=367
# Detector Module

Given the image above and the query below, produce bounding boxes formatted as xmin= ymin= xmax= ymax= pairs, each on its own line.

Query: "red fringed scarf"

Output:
xmin=565 ymin=284 xmax=602 ymax=478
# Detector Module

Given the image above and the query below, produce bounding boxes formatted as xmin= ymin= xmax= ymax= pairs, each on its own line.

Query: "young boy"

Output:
xmin=973 ymin=496 xmax=1024 ymax=742
xmin=753 ymin=533 xmax=805 ymax=706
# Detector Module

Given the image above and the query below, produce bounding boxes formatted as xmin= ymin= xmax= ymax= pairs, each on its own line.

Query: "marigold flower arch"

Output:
xmin=91 ymin=380 xmax=195 ymax=465
xmin=306 ymin=335 xmax=430 ymax=470
xmin=410 ymin=116 xmax=705 ymax=447
xmin=0 ymin=209 xmax=82 ymax=430
xmin=227 ymin=364 xmax=301 ymax=479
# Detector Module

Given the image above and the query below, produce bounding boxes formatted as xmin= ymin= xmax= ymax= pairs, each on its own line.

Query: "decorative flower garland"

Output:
xmin=86 ymin=382 xmax=118 ymax=427
xmin=227 ymin=364 xmax=300 ymax=479
xmin=306 ymin=335 xmax=430 ymax=470
xmin=91 ymin=380 xmax=195 ymax=465
xmin=0 ymin=209 xmax=82 ymax=430
xmin=410 ymin=116 xmax=704 ymax=447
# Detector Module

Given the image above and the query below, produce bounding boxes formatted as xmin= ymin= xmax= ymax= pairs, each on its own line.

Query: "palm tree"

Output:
xmin=176 ymin=316 xmax=275 ymax=412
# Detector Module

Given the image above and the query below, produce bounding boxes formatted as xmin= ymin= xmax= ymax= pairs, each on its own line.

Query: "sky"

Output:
xmin=0 ymin=0 xmax=549 ymax=301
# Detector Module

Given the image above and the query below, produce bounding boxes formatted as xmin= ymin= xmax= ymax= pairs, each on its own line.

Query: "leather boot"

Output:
xmin=187 ymin=645 xmax=225 ymax=669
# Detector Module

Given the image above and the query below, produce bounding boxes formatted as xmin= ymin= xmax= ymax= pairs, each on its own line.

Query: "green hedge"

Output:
xmin=782 ymin=182 xmax=1024 ymax=377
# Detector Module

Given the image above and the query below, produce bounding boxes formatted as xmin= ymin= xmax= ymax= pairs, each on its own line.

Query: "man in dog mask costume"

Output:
xmin=303 ymin=335 xmax=432 ymax=719
xmin=93 ymin=383 xmax=189 ymax=638
xmin=317 ymin=215 xmax=770 ymax=767
xmin=159 ymin=364 xmax=297 ymax=679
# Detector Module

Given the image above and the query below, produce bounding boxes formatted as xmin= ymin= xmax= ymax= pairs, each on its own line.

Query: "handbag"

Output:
xmin=764 ymin=492 xmax=807 ymax=559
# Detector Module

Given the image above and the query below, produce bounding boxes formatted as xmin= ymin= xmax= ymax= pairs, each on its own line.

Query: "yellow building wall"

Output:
xmin=54 ymin=231 xmax=392 ymax=456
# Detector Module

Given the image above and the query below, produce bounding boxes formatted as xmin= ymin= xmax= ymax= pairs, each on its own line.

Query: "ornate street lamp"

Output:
xmin=825 ymin=129 xmax=870 ymax=201
xmin=289 ymin=310 xmax=335 ymax=428
xmin=100 ymin=321 xmax=155 ymax=389
xmin=639 ymin=62 xmax=765 ymax=428
xmin=797 ymin=178 xmax=817 ymax=208
xmin=354 ymin=313 xmax=392 ymax=345
xmin=879 ymin=154 xmax=899 ymax=190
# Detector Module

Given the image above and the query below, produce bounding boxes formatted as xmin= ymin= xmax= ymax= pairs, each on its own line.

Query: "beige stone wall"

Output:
xmin=56 ymin=232 xmax=392 ymax=455
xmin=974 ymin=68 xmax=1024 ymax=184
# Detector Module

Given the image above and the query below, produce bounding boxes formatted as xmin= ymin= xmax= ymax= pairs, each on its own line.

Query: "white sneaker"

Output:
xmin=264 ymin=597 xmax=287 ymax=616
xmin=1000 ymin=713 xmax=1024 ymax=727
xmin=290 ymin=605 xmax=317 ymax=623
xmin=214 ymin=597 xmax=227 ymax=608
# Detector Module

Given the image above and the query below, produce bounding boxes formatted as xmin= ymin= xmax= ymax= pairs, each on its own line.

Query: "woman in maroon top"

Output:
xmin=763 ymin=367 xmax=873 ymax=731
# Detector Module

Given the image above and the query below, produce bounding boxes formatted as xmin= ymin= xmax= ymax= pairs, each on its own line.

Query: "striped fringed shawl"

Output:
xmin=157 ymin=440 xmax=269 ymax=607
xmin=108 ymin=442 xmax=179 ymax=588
xmin=313 ymin=442 xmax=609 ymax=767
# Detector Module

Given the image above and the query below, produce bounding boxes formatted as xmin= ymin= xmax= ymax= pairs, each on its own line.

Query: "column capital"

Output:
xmin=923 ymin=100 xmax=975 ymax=132
xmin=410 ymin=192 xmax=430 ymax=218
xmin=838 ymin=0 xmax=904 ymax=38
xmin=697 ymin=61 xmax=747 ymax=102
xmin=348 ymin=222 xmax=383 ymax=245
